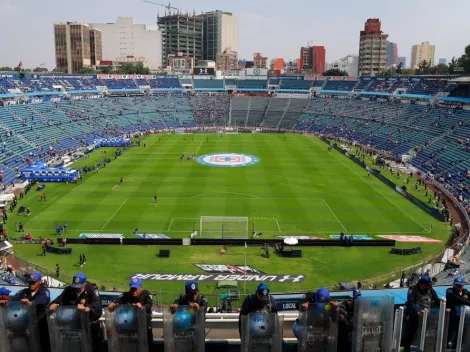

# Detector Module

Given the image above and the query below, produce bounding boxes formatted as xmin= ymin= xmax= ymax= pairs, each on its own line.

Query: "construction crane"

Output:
xmin=143 ymin=0 xmax=179 ymax=14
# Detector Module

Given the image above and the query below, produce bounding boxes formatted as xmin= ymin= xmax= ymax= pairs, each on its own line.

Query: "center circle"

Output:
xmin=196 ymin=153 xmax=260 ymax=168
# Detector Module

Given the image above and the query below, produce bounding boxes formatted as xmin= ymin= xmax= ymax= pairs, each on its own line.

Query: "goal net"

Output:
xmin=200 ymin=216 xmax=249 ymax=239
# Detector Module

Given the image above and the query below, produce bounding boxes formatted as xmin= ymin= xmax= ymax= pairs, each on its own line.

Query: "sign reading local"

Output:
xmin=196 ymin=153 xmax=260 ymax=168
xmin=132 ymin=273 xmax=305 ymax=283
xmin=194 ymin=264 xmax=264 ymax=274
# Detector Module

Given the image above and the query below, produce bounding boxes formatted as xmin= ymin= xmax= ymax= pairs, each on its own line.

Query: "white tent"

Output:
xmin=42 ymin=276 xmax=66 ymax=288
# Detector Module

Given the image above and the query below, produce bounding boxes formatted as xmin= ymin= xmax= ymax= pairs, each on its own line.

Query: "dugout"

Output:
xmin=216 ymin=280 xmax=240 ymax=308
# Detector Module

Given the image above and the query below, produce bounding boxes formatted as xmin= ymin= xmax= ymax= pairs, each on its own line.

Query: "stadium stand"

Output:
xmin=322 ymin=79 xmax=358 ymax=91
xmin=237 ymin=79 xmax=267 ymax=90
xmin=190 ymin=93 xmax=230 ymax=126
xmin=193 ymin=79 xmax=224 ymax=90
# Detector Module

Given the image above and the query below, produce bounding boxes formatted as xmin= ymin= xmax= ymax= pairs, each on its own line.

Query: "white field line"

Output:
xmin=322 ymin=199 xmax=348 ymax=232
xmin=313 ymin=138 xmax=429 ymax=232
xmin=195 ymin=141 xmax=204 ymax=155
xmin=101 ymin=198 xmax=129 ymax=230
xmin=275 ymin=218 xmax=282 ymax=232
xmin=167 ymin=218 xmax=174 ymax=231
xmin=25 ymin=185 xmax=81 ymax=226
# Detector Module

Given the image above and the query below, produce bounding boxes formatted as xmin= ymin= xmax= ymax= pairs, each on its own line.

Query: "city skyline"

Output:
xmin=1 ymin=0 xmax=469 ymax=70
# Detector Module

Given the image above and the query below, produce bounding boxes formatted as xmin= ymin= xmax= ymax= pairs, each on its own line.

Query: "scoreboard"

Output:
xmin=193 ymin=67 xmax=215 ymax=76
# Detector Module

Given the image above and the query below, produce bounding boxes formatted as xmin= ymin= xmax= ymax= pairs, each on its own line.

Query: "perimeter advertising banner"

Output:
xmin=132 ymin=273 xmax=305 ymax=283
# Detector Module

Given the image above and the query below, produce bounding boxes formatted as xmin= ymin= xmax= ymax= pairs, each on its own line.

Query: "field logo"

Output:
xmin=196 ymin=153 xmax=259 ymax=168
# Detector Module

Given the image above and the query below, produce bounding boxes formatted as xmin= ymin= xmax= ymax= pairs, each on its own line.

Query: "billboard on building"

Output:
xmin=193 ymin=67 xmax=215 ymax=76
xmin=245 ymin=68 xmax=268 ymax=76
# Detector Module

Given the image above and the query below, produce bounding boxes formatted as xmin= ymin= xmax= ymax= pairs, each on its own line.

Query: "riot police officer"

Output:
xmin=170 ymin=281 xmax=208 ymax=314
xmin=108 ymin=277 xmax=154 ymax=350
xmin=337 ymin=289 xmax=361 ymax=352
xmin=49 ymin=272 xmax=102 ymax=351
xmin=10 ymin=272 xmax=51 ymax=352
xmin=446 ymin=277 xmax=470 ymax=346
xmin=0 ymin=287 xmax=11 ymax=305
xmin=299 ymin=287 xmax=338 ymax=310
xmin=238 ymin=283 xmax=277 ymax=336
xmin=402 ymin=275 xmax=441 ymax=352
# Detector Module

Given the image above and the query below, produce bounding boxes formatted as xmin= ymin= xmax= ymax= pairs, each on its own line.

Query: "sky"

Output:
xmin=1 ymin=0 xmax=470 ymax=69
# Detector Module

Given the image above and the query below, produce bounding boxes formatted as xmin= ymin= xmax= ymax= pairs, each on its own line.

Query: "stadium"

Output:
xmin=1 ymin=71 xmax=470 ymax=350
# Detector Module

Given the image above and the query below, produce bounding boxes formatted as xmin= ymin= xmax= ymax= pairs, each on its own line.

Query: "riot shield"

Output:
xmin=456 ymin=306 xmax=470 ymax=351
xmin=163 ymin=305 xmax=205 ymax=352
xmin=352 ymin=296 xmax=394 ymax=352
xmin=105 ymin=304 xmax=149 ymax=352
xmin=47 ymin=305 xmax=93 ymax=352
xmin=0 ymin=301 xmax=40 ymax=352
xmin=240 ymin=312 xmax=284 ymax=352
xmin=297 ymin=303 xmax=338 ymax=352
xmin=416 ymin=307 xmax=449 ymax=352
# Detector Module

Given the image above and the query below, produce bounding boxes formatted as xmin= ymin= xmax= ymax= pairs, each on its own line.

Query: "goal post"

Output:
xmin=200 ymin=216 xmax=249 ymax=239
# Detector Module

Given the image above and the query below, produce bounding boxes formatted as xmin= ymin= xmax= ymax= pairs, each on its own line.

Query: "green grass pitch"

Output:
xmin=9 ymin=133 xmax=449 ymax=304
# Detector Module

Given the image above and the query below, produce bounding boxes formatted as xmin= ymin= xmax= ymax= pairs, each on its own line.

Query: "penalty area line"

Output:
xmin=313 ymin=138 xmax=429 ymax=232
xmin=101 ymin=198 xmax=129 ymax=230
xmin=322 ymin=199 xmax=348 ymax=232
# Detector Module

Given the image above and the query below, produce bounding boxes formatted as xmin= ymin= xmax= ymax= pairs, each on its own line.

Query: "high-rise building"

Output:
xmin=438 ymin=58 xmax=447 ymax=65
xmin=325 ymin=55 xmax=359 ymax=77
xmin=253 ymin=53 xmax=268 ymax=68
xmin=386 ymin=41 xmax=398 ymax=66
xmin=411 ymin=41 xmax=435 ymax=68
xmin=157 ymin=13 xmax=204 ymax=68
xmin=89 ymin=17 xmax=162 ymax=71
xmin=358 ymin=18 xmax=388 ymax=76
xmin=216 ymin=47 xmax=238 ymax=71
xmin=299 ymin=46 xmax=326 ymax=74
xmin=54 ymin=22 xmax=102 ymax=73
xmin=201 ymin=10 xmax=238 ymax=61
xmin=89 ymin=29 xmax=102 ymax=67
xmin=398 ymin=57 xmax=406 ymax=68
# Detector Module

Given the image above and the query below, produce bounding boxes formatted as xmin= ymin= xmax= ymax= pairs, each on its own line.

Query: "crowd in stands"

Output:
xmin=190 ymin=93 xmax=230 ymax=126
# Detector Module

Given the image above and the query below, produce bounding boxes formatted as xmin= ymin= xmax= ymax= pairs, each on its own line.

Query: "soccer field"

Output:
xmin=10 ymin=133 xmax=449 ymax=302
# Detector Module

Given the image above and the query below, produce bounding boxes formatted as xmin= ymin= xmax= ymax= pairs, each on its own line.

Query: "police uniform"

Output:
xmin=113 ymin=278 xmax=154 ymax=350
xmin=51 ymin=273 xmax=102 ymax=350
xmin=402 ymin=278 xmax=440 ymax=352
xmin=337 ymin=295 xmax=357 ymax=352
xmin=173 ymin=281 xmax=208 ymax=311
xmin=299 ymin=292 xmax=316 ymax=306
xmin=10 ymin=272 xmax=51 ymax=352
xmin=446 ymin=279 xmax=470 ymax=345
xmin=238 ymin=283 xmax=277 ymax=336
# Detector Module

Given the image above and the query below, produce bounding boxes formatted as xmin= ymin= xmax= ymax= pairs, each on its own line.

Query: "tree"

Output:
xmin=395 ymin=62 xmax=403 ymax=74
xmin=323 ymin=68 xmax=348 ymax=76
xmin=402 ymin=69 xmax=415 ymax=76
xmin=78 ymin=67 xmax=96 ymax=74
xmin=99 ymin=66 xmax=113 ymax=74
xmin=0 ymin=66 xmax=13 ymax=71
xmin=33 ymin=67 xmax=48 ymax=73
xmin=436 ymin=63 xmax=449 ymax=75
